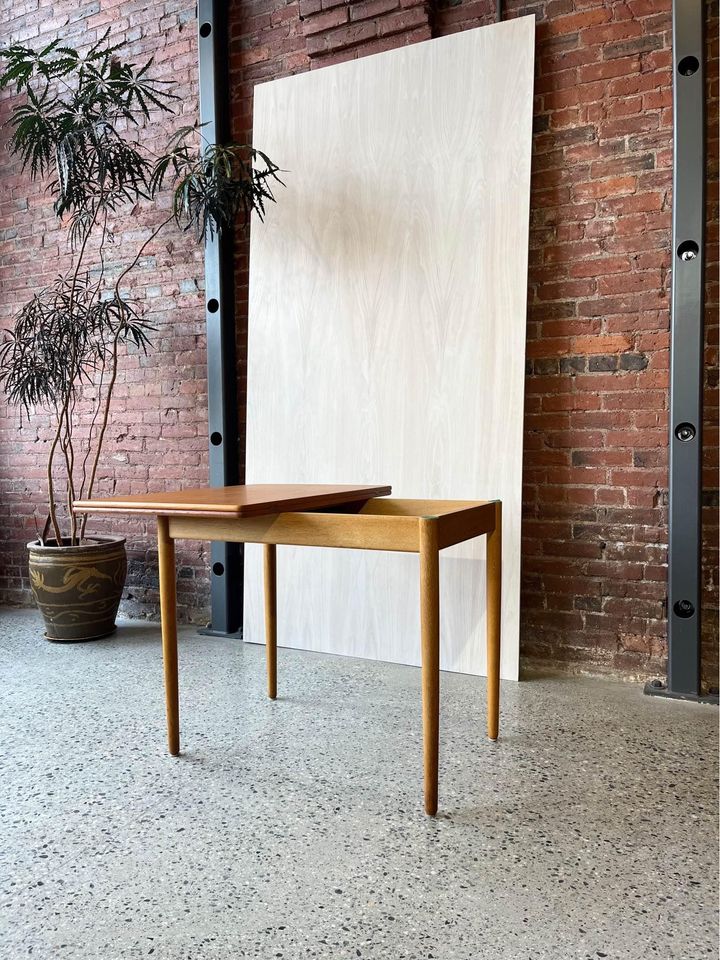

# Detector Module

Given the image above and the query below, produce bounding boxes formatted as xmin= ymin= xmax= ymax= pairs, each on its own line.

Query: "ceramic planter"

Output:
xmin=27 ymin=535 xmax=127 ymax=641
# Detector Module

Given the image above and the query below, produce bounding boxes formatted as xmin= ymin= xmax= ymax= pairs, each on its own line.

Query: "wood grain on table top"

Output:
xmin=73 ymin=484 xmax=392 ymax=519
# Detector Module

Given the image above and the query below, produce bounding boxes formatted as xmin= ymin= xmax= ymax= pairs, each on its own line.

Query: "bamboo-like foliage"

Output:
xmin=0 ymin=31 xmax=283 ymax=546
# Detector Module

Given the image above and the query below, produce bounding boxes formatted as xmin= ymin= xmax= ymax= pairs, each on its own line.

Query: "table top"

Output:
xmin=73 ymin=484 xmax=392 ymax=519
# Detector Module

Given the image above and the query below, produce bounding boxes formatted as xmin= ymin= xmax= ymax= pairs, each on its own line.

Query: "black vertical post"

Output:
xmin=646 ymin=0 xmax=715 ymax=703
xmin=197 ymin=0 xmax=242 ymax=636
xmin=667 ymin=0 xmax=704 ymax=694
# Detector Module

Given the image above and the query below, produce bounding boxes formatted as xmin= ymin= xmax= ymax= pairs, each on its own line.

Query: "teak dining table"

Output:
xmin=73 ymin=483 xmax=502 ymax=815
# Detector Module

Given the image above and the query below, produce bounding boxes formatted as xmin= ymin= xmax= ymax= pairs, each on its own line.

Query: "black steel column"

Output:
xmin=197 ymin=0 xmax=242 ymax=636
xmin=646 ymin=0 xmax=715 ymax=703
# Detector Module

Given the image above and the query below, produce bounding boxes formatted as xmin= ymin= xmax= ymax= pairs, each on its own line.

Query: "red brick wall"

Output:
xmin=228 ymin=0 xmax=718 ymax=686
xmin=0 ymin=0 xmax=212 ymax=625
xmin=1 ymin=0 xmax=717 ymax=686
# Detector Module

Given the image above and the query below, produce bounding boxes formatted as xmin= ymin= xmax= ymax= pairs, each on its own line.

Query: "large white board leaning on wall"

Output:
xmin=245 ymin=17 xmax=535 ymax=681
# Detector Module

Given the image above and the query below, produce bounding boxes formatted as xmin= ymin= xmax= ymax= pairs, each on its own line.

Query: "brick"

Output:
xmin=569 ymin=256 xmax=629 ymax=278
xmin=588 ymin=354 xmax=619 ymax=372
xmin=307 ymin=18 xmax=376 ymax=55
xmin=579 ymin=20 xmax=643 ymax=48
xmin=545 ymin=8 xmax=611 ymax=34
xmin=603 ymin=35 xmax=663 ymax=61
xmin=301 ymin=5 xmax=349 ymax=36
xmin=579 ymin=56 xmax=639 ymax=84
xmin=349 ymin=0 xmax=400 ymax=20
xmin=572 ymin=176 xmax=637 ymax=200
xmin=376 ymin=6 xmax=429 ymax=37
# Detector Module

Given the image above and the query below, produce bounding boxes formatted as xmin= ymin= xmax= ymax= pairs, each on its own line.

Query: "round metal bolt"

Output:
xmin=673 ymin=599 xmax=695 ymax=619
xmin=677 ymin=239 xmax=699 ymax=261
xmin=678 ymin=55 xmax=699 ymax=76
xmin=675 ymin=422 xmax=696 ymax=442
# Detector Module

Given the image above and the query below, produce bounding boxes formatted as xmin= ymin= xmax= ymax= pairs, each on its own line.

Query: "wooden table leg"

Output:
xmin=157 ymin=515 xmax=180 ymax=756
xmin=419 ymin=518 xmax=440 ymax=816
xmin=264 ymin=543 xmax=277 ymax=699
xmin=486 ymin=501 xmax=502 ymax=741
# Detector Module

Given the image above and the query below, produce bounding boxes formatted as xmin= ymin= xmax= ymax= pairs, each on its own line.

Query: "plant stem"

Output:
xmin=79 ymin=341 xmax=118 ymax=543
xmin=79 ymin=207 xmax=110 ymax=503
xmin=57 ymin=200 xmax=101 ymax=545
xmin=78 ymin=358 xmax=106 ymax=502
xmin=46 ymin=402 xmax=66 ymax=546
xmin=64 ymin=405 xmax=77 ymax=543
xmin=79 ymin=212 xmax=174 ymax=540
xmin=114 ymin=213 xmax=175 ymax=294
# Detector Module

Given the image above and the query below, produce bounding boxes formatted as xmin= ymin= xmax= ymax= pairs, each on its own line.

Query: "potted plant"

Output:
xmin=0 ymin=32 xmax=282 ymax=640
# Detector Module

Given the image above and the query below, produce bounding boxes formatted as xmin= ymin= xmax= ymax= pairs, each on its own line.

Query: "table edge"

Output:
xmin=72 ymin=485 xmax=393 ymax=519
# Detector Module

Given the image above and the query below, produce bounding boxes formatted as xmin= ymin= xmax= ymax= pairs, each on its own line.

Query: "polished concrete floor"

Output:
xmin=0 ymin=607 xmax=717 ymax=960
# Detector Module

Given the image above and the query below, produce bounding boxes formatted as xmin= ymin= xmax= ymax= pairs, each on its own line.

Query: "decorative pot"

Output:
xmin=27 ymin=535 xmax=127 ymax=641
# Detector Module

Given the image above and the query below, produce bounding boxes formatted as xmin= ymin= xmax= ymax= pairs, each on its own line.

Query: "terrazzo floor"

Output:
xmin=0 ymin=607 xmax=717 ymax=960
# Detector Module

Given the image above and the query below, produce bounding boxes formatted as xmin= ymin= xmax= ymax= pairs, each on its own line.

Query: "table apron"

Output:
xmin=166 ymin=501 xmax=497 ymax=553
xmin=167 ymin=512 xmax=421 ymax=552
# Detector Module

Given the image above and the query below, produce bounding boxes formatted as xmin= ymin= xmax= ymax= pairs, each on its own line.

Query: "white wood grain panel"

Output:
xmin=245 ymin=18 xmax=535 ymax=680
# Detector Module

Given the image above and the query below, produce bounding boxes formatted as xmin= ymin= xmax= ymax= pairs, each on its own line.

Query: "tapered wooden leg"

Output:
xmin=486 ymin=501 xmax=502 ymax=741
xmin=419 ymin=519 xmax=440 ymax=816
xmin=264 ymin=543 xmax=277 ymax=700
xmin=157 ymin=515 xmax=179 ymax=756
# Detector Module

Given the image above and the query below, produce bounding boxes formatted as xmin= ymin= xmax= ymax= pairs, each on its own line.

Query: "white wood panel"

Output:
xmin=245 ymin=18 xmax=535 ymax=680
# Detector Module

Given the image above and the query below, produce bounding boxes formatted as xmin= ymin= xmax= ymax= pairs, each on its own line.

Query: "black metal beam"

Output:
xmin=197 ymin=0 xmax=242 ymax=636
xmin=646 ymin=0 xmax=713 ymax=703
